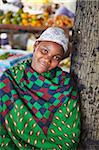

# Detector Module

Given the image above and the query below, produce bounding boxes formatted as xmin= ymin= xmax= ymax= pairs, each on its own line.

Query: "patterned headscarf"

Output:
xmin=36 ymin=27 xmax=69 ymax=53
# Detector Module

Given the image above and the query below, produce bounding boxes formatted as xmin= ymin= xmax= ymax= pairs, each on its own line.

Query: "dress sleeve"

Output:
xmin=63 ymin=89 xmax=80 ymax=150
xmin=0 ymin=72 xmax=15 ymax=149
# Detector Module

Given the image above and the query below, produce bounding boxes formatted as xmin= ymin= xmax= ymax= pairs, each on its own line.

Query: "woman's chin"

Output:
xmin=35 ymin=67 xmax=48 ymax=74
xmin=31 ymin=65 xmax=46 ymax=74
xmin=37 ymin=65 xmax=49 ymax=73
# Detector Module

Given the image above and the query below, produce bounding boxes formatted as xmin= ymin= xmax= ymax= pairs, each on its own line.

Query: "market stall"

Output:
xmin=0 ymin=48 xmax=32 ymax=76
xmin=0 ymin=0 xmax=76 ymax=73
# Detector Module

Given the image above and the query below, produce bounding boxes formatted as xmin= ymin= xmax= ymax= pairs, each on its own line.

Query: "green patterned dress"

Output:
xmin=0 ymin=59 xmax=80 ymax=150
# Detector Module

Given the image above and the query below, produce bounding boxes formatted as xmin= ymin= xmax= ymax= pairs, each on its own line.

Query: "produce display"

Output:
xmin=60 ymin=57 xmax=71 ymax=67
xmin=0 ymin=52 xmax=29 ymax=60
xmin=0 ymin=8 xmax=73 ymax=28
xmin=0 ymin=8 xmax=49 ymax=27
xmin=0 ymin=52 xmax=14 ymax=60
xmin=0 ymin=49 xmax=32 ymax=70
xmin=46 ymin=15 xmax=74 ymax=28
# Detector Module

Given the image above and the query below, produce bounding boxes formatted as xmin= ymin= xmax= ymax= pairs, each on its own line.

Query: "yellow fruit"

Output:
xmin=30 ymin=14 xmax=37 ymax=19
xmin=22 ymin=19 xmax=28 ymax=26
xmin=21 ymin=13 xmax=28 ymax=19
xmin=66 ymin=61 xmax=71 ymax=68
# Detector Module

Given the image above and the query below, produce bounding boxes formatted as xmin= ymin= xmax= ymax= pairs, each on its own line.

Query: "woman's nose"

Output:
xmin=44 ymin=55 xmax=52 ymax=63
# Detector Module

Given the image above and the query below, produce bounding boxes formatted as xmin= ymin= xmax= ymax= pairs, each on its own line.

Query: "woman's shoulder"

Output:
xmin=56 ymin=66 xmax=71 ymax=80
xmin=55 ymin=66 xmax=70 ymax=76
xmin=0 ymin=59 xmax=31 ymax=82
xmin=61 ymin=69 xmax=78 ymax=90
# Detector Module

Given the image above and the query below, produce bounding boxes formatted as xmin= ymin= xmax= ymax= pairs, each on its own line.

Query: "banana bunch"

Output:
xmin=60 ymin=57 xmax=71 ymax=68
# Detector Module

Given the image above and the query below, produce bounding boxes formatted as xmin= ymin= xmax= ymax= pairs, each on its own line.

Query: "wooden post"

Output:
xmin=71 ymin=0 xmax=99 ymax=149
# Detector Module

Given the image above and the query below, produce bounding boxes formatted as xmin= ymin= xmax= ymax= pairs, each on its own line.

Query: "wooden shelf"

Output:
xmin=0 ymin=24 xmax=46 ymax=33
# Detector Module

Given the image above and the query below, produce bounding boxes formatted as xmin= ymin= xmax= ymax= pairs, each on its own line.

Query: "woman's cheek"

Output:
xmin=49 ymin=62 xmax=59 ymax=70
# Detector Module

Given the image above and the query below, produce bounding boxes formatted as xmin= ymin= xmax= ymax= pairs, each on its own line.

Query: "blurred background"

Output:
xmin=0 ymin=0 xmax=77 ymax=75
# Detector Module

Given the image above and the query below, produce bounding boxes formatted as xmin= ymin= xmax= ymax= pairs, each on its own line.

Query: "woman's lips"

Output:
xmin=39 ymin=60 xmax=49 ymax=69
xmin=40 ymin=63 xmax=48 ymax=69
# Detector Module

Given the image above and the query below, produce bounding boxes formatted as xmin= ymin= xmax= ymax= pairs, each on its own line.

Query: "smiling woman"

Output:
xmin=0 ymin=27 xmax=80 ymax=150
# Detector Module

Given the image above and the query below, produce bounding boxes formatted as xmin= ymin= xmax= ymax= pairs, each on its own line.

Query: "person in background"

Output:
xmin=0 ymin=27 xmax=80 ymax=150
xmin=2 ymin=0 xmax=23 ymax=8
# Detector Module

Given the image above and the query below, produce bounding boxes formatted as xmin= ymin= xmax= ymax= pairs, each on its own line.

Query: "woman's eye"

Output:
xmin=41 ymin=49 xmax=48 ymax=54
xmin=53 ymin=56 xmax=61 ymax=61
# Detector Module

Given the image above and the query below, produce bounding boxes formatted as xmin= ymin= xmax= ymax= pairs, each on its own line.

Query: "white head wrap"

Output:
xmin=36 ymin=27 xmax=69 ymax=53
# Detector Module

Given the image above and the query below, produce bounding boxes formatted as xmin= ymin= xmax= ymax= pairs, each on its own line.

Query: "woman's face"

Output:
xmin=31 ymin=41 xmax=64 ymax=74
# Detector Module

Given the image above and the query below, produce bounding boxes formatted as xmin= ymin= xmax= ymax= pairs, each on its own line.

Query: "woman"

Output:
xmin=0 ymin=27 xmax=80 ymax=150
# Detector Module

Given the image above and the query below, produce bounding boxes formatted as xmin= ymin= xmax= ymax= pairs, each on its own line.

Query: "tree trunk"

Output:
xmin=71 ymin=0 xmax=99 ymax=150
